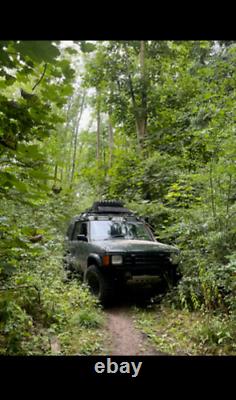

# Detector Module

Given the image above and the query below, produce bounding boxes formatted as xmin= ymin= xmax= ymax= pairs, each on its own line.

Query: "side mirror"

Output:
xmin=139 ymin=215 xmax=149 ymax=223
xmin=77 ymin=234 xmax=88 ymax=242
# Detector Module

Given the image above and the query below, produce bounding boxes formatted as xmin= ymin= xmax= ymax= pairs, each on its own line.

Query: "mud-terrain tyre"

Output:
xmin=63 ymin=254 xmax=83 ymax=281
xmin=84 ymin=265 xmax=114 ymax=306
xmin=63 ymin=251 xmax=72 ymax=271
xmin=63 ymin=255 xmax=73 ymax=279
xmin=161 ymin=266 xmax=180 ymax=291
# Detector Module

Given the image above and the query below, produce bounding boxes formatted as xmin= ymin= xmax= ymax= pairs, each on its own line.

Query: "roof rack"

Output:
xmin=83 ymin=200 xmax=134 ymax=216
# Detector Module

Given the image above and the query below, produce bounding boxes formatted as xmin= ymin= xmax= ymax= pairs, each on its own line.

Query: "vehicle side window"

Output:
xmin=66 ymin=223 xmax=74 ymax=240
xmin=72 ymin=222 xmax=88 ymax=240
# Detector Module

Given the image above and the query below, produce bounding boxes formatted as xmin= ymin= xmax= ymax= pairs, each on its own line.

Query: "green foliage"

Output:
xmin=193 ymin=313 xmax=236 ymax=354
xmin=80 ymin=41 xmax=96 ymax=54
xmin=0 ymin=299 xmax=33 ymax=354
xmin=0 ymin=41 xmax=76 ymax=218
xmin=1 ymin=40 xmax=236 ymax=354
xmin=14 ymin=41 xmax=60 ymax=63
xmin=77 ymin=41 xmax=236 ymax=336
xmin=71 ymin=309 xmax=103 ymax=328
xmin=0 ymin=194 xmax=104 ymax=355
xmin=0 ymin=39 xmax=102 ymax=354
xmin=134 ymin=305 xmax=236 ymax=355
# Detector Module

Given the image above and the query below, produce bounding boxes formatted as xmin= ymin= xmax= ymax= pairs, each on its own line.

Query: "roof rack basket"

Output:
xmin=85 ymin=200 xmax=134 ymax=215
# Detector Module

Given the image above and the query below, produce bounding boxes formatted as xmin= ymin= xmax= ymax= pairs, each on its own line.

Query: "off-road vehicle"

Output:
xmin=64 ymin=200 xmax=180 ymax=305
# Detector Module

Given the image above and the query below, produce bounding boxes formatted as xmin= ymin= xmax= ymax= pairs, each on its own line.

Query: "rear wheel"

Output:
xmin=63 ymin=254 xmax=83 ymax=281
xmin=63 ymin=254 xmax=73 ymax=280
xmin=84 ymin=265 xmax=114 ymax=306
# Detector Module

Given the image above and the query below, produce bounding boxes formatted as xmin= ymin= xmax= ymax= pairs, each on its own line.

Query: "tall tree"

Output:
xmin=96 ymin=88 xmax=101 ymax=162
xmin=70 ymin=90 xmax=86 ymax=187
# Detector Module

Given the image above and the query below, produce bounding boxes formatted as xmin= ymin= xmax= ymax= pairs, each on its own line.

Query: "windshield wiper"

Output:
xmin=111 ymin=234 xmax=125 ymax=238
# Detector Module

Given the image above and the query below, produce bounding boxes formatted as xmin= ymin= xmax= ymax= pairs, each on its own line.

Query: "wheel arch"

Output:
xmin=87 ymin=253 xmax=102 ymax=268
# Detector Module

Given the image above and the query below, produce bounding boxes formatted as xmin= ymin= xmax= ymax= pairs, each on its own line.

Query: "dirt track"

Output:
xmin=104 ymin=306 xmax=158 ymax=355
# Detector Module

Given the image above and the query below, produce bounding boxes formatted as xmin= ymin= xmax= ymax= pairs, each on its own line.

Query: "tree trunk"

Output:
xmin=65 ymin=98 xmax=74 ymax=183
xmin=139 ymin=40 xmax=147 ymax=145
xmin=123 ymin=42 xmax=147 ymax=150
xmin=96 ymin=88 xmax=101 ymax=162
xmin=53 ymin=163 xmax=58 ymax=185
xmin=70 ymin=91 xmax=86 ymax=187
xmin=225 ymin=173 xmax=232 ymax=229
xmin=108 ymin=113 xmax=114 ymax=168
xmin=65 ymin=97 xmax=73 ymax=130
xmin=209 ymin=161 xmax=216 ymax=221
xmin=60 ymin=168 xmax=63 ymax=183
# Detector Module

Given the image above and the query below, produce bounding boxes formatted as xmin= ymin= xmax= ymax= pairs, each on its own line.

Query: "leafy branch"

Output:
xmin=32 ymin=63 xmax=47 ymax=91
xmin=0 ymin=285 xmax=41 ymax=303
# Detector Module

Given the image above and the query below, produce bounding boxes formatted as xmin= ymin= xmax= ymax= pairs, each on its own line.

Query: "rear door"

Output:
xmin=69 ymin=221 xmax=89 ymax=272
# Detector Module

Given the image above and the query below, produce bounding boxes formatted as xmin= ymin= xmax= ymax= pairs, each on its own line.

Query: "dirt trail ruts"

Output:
xmin=104 ymin=306 xmax=161 ymax=355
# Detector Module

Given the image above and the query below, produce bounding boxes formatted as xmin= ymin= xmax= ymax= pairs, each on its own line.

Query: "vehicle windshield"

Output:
xmin=90 ymin=220 xmax=154 ymax=241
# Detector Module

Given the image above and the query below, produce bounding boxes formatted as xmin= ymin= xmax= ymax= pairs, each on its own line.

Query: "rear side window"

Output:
xmin=72 ymin=221 xmax=88 ymax=240
xmin=66 ymin=223 xmax=74 ymax=240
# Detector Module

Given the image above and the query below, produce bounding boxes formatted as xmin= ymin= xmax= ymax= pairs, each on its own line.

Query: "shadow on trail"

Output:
xmin=101 ymin=281 xmax=170 ymax=356
xmin=105 ymin=280 xmax=165 ymax=309
xmin=102 ymin=281 xmax=167 ymax=355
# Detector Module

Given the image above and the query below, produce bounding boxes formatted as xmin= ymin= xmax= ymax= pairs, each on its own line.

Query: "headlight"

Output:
xmin=169 ymin=252 xmax=180 ymax=265
xmin=111 ymin=255 xmax=123 ymax=265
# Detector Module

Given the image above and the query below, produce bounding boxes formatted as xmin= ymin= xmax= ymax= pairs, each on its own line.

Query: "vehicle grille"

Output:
xmin=123 ymin=252 xmax=172 ymax=275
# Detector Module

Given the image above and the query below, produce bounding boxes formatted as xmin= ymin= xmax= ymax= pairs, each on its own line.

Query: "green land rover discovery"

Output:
xmin=64 ymin=200 xmax=180 ymax=305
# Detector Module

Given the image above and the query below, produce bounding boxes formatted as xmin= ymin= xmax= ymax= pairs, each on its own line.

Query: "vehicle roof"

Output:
xmin=66 ymin=201 xmax=144 ymax=236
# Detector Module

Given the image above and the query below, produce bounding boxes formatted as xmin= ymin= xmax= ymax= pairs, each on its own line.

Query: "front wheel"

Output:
xmin=162 ymin=266 xmax=180 ymax=290
xmin=84 ymin=265 xmax=114 ymax=306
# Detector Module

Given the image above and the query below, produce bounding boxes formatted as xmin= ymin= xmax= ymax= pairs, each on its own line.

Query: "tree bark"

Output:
xmin=123 ymin=41 xmax=148 ymax=150
xmin=139 ymin=40 xmax=147 ymax=145
xmin=96 ymin=87 xmax=101 ymax=162
xmin=225 ymin=173 xmax=232 ymax=229
xmin=70 ymin=91 xmax=86 ymax=187
xmin=53 ymin=163 xmax=58 ymax=185
xmin=64 ymin=98 xmax=73 ymax=183
xmin=108 ymin=113 xmax=114 ymax=168
xmin=209 ymin=161 xmax=216 ymax=221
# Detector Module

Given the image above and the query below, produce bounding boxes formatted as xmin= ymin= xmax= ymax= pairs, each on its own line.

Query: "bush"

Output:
xmin=0 ymin=299 xmax=33 ymax=354
xmin=194 ymin=313 xmax=236 ymax=354
xmin=70 ymin=309 xmax=103 ymax=328
xmin=0 ymin=195 xmax=104 ymax=355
